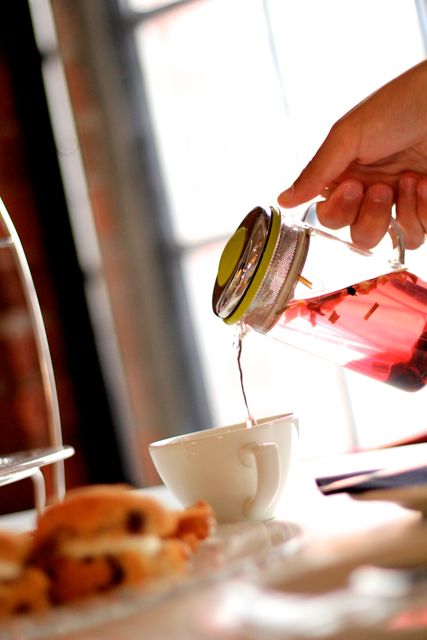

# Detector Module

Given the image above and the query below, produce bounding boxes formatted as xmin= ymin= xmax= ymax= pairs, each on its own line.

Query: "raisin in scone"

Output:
xmin=32 ymin=485 xmax=189 ymax=603
xmin=0 ymin=531 xmax=50 ymax=618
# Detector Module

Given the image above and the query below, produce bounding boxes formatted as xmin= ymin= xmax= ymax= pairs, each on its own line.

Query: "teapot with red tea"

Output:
xmin=212 ymin=203 xmax=427 ymax=392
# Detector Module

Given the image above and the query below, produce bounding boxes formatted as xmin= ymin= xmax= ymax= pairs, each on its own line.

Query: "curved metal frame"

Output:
xmin=0 ymin=198 xmax=71 ymax=507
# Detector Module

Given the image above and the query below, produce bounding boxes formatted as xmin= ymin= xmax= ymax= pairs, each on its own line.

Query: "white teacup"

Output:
xmin=148 ymin=413 xmax=298 ymax=523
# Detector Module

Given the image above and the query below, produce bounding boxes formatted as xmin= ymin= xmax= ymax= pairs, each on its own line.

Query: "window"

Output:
xmin=113 ymin=0 xmax=427 ymax=457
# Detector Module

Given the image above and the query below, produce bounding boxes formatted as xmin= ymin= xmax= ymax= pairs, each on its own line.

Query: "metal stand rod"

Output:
xmin=31 ymin=469 xmax=47 ymax=516
xmin=0 ymin=198 xmax=65 ymax=503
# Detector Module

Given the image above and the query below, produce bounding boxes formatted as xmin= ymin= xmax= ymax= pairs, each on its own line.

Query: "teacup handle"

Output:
xmin=239 ymin=442 xmax=280 ymax=520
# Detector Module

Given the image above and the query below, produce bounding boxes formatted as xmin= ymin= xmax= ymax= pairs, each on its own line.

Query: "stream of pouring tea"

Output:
xmin=236 ymin=322 xmax=257 ymax=428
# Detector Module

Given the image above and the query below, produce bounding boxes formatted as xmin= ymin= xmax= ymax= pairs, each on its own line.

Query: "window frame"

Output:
xmin=106 ymin=0 xmax=214 ymax=434
xmin=105 ymin=0 xmax=427 ymax=453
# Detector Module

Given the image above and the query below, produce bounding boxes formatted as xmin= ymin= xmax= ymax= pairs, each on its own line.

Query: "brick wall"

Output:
xmin=0 ymin=46 xmax=89 ymax=514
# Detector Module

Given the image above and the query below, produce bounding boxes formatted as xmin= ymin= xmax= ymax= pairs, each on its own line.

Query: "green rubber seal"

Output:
xmin=223 ymin=207 xmax=281 ymax=324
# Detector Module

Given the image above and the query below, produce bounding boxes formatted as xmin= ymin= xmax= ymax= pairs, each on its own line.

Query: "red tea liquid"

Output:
xmin=272 ymin=270 xmax=427 ymax=392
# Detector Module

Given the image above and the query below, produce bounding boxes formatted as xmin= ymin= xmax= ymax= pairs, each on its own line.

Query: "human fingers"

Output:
xmin=316 ymin=179 xmax=364 ymax=229
xmin=278 ymin=122 xmax=356 ymax=208
xmin=396 ymin=174 xmax=425 ymax=249
xmin=350 ymin=183 xmax=394 ymax=249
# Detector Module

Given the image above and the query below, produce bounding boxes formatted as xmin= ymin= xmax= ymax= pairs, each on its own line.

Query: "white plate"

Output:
xmin=0 ymin=519 xmax=302 ymax=639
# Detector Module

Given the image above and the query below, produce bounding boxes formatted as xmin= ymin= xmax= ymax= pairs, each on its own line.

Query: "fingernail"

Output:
xmin=368 ymin=185 xmax=392 ymax=203
xmin=342 ymin=182 xmax=362 ymax=199
xmin=400 ymin=177 xmax=417 ymax=192
xmin=278 ymin=184 xmax=294 ymax=205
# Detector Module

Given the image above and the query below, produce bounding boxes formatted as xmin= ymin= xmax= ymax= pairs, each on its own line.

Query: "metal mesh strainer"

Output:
xmin=213 ymin=206 xmax=310 ymax=333
xmin=244 ymin=211 xmax=309 ymax=332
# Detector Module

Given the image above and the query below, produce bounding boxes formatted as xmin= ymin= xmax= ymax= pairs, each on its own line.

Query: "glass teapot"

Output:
xmin=212 ymin=203 xmax=427 ymax=392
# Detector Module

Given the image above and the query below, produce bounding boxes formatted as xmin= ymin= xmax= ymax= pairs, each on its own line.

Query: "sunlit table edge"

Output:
xmin=0 ymin=441 xmax=426 ymax=536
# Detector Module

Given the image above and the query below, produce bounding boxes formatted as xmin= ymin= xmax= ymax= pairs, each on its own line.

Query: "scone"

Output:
xmin=32 ymin=485 xmax=189 ymax=603
xmin=0 ymin=531 xmax=50 ymax=618
xmin=172 ymin=500 xmax=216 ymax=551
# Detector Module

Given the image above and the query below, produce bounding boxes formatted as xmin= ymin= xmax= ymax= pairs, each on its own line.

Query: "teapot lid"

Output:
xmin=213 ymin=205 xmax=311 ymax=330
xmin=213 ymin=206 xmax=281 ymax=324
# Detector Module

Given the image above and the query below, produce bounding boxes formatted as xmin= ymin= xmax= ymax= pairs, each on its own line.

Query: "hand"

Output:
xmin=278 ymin=61 xmax=427 ymax=249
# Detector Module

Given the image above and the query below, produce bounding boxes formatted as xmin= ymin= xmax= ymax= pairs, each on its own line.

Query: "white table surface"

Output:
xmin=3 ymin=441 xmax=426 ymax=534
xmin=148 ymin=441 xmax=425 ymax=538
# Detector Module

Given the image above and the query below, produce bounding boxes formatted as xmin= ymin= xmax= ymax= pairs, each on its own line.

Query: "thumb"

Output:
xmin=278 ymin=130 xmax=356 ymax=207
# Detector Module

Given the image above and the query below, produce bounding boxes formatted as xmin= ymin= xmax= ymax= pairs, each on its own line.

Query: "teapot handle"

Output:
xmin=302 ymin=201 xmax=405 ymax=266
xmin=388 ymin=217 xmax=406 ymax=267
